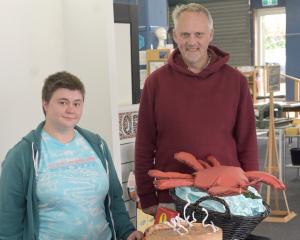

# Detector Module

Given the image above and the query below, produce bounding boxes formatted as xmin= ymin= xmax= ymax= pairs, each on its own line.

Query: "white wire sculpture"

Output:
xmin=164 ymin=193 xmax=219 ymax=235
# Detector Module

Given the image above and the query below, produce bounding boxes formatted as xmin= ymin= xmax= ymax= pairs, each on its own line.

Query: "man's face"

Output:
xmin=43 ymin=88 xmax=84 ymax=132
xmin=173 ymin=11 xmax=213 ymax=68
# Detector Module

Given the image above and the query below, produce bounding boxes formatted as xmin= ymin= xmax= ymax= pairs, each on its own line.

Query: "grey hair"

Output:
xmin=172 ymin=3 xmax=214 ymax=31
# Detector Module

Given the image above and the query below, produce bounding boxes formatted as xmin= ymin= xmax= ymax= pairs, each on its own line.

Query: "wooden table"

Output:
xmin=254 ymin=100 xmax=300 ymax=113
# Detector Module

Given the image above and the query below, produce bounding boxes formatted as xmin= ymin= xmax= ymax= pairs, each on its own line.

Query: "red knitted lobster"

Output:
xmin=148 ymin=152 xmax=285 ymax=196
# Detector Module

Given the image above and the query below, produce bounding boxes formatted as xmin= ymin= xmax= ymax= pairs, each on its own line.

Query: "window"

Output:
xmin=254 ymin=7 xmax=286 ymax=96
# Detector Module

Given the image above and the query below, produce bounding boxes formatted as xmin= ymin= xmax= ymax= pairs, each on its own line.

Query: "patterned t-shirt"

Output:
xmin=36 ymin=130 xmax=112 ymax=240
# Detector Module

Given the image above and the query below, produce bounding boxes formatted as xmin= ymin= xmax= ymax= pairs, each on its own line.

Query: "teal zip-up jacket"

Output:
xmin=0 ymin=122 xmax=135 ymax=240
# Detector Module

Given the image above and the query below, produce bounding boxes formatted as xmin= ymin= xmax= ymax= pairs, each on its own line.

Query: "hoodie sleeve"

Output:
xmin=100 ymin=139 xmax=136 ymax=240
xmin=0 ymin=144 xmax=28 ymax=240
xmin=135 ymin=75 xmax=159 ymax=209
xmin=234 ymin=75 xmax=259 ymax=171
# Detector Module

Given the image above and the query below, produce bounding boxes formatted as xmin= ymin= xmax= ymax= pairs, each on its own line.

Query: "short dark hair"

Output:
xmin=42 ymin=71 xmax=85 ymax=103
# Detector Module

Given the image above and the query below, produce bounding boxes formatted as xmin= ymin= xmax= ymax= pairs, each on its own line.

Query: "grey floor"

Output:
xmin=251 ymin=138 xmax=300 ymax=240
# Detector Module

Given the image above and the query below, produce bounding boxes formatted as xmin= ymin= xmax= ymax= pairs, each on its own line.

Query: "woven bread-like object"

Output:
xmin=143 ymin=222 xmax=222 ymax=240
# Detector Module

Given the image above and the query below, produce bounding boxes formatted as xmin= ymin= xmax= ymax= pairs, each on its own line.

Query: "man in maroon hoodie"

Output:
xmin=135 ymin=3 xmax=258 ymax=218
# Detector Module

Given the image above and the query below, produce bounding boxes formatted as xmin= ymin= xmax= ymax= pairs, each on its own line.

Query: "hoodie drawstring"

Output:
xmin=32 ymin=143 xmax=39 ymax=177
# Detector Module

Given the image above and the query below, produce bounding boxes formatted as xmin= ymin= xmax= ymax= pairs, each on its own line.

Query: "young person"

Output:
xmin=0 ymin=71 xmax=143 ymax=240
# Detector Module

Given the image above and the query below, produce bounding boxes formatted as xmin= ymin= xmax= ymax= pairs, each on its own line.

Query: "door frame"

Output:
xmin=254 ymin=7 xmax=286 ymax=66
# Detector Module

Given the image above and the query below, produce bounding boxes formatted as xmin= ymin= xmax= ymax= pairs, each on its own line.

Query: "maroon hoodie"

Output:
xmin=135 ymin=45 xmax=258 ymax=209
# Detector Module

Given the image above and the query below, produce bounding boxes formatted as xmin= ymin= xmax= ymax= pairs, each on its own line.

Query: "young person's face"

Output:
xmin=173 ymin=11 xmax=213 ymax=68
xmin=43 ymin=88 xmax=84 ymax=132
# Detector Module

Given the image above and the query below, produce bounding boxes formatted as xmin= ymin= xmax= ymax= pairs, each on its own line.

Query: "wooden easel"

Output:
xmin=262 ymin=91 xmax=296 ymax=222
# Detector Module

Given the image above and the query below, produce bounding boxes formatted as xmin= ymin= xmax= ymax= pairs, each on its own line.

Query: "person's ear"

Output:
xmin=209 ymin=29 xmax=214 ymax=43
xmin=42 ymin=101 xmax=48 ymax=113
xmin=172 ymin=29 xmax=179 ymax=45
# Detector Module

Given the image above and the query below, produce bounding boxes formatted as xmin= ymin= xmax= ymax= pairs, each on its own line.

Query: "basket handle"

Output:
xmin=190 ymin=195 xmax=231 ymax=216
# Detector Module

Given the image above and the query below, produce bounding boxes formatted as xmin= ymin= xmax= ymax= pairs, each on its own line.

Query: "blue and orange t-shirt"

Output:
xmin=36 ymin=130 xmax=111 ymax=239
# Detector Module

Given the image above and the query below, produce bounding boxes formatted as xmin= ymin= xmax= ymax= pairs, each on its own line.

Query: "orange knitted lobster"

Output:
xmin=148 ymin=152 xmax=285 ymax=196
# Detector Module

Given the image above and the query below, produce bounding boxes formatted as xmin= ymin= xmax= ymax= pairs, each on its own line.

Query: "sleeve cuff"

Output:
xmin=139 ymin=193 xmax=158 ymax=209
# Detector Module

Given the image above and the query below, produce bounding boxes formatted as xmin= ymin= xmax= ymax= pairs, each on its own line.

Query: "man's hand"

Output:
xmin=127 ymin=230 xmax=143 ymax=240
xmin=142 ymin=205 xmax=158 ymax=216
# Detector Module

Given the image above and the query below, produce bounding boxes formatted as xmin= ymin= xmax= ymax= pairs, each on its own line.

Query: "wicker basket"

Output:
xmin=170 ymin=188 xmax=270 ymax=240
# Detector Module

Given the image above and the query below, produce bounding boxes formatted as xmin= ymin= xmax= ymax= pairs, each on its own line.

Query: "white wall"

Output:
xmin=0 ymin=0 xmax=121 ymax=177
xmin=0 ymin=0 xmax=65 ymax=162
xmin=62 ymin=0 xmax=121 ymax=176
xmin=114 ymin=23 xmax=133 ymax=106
